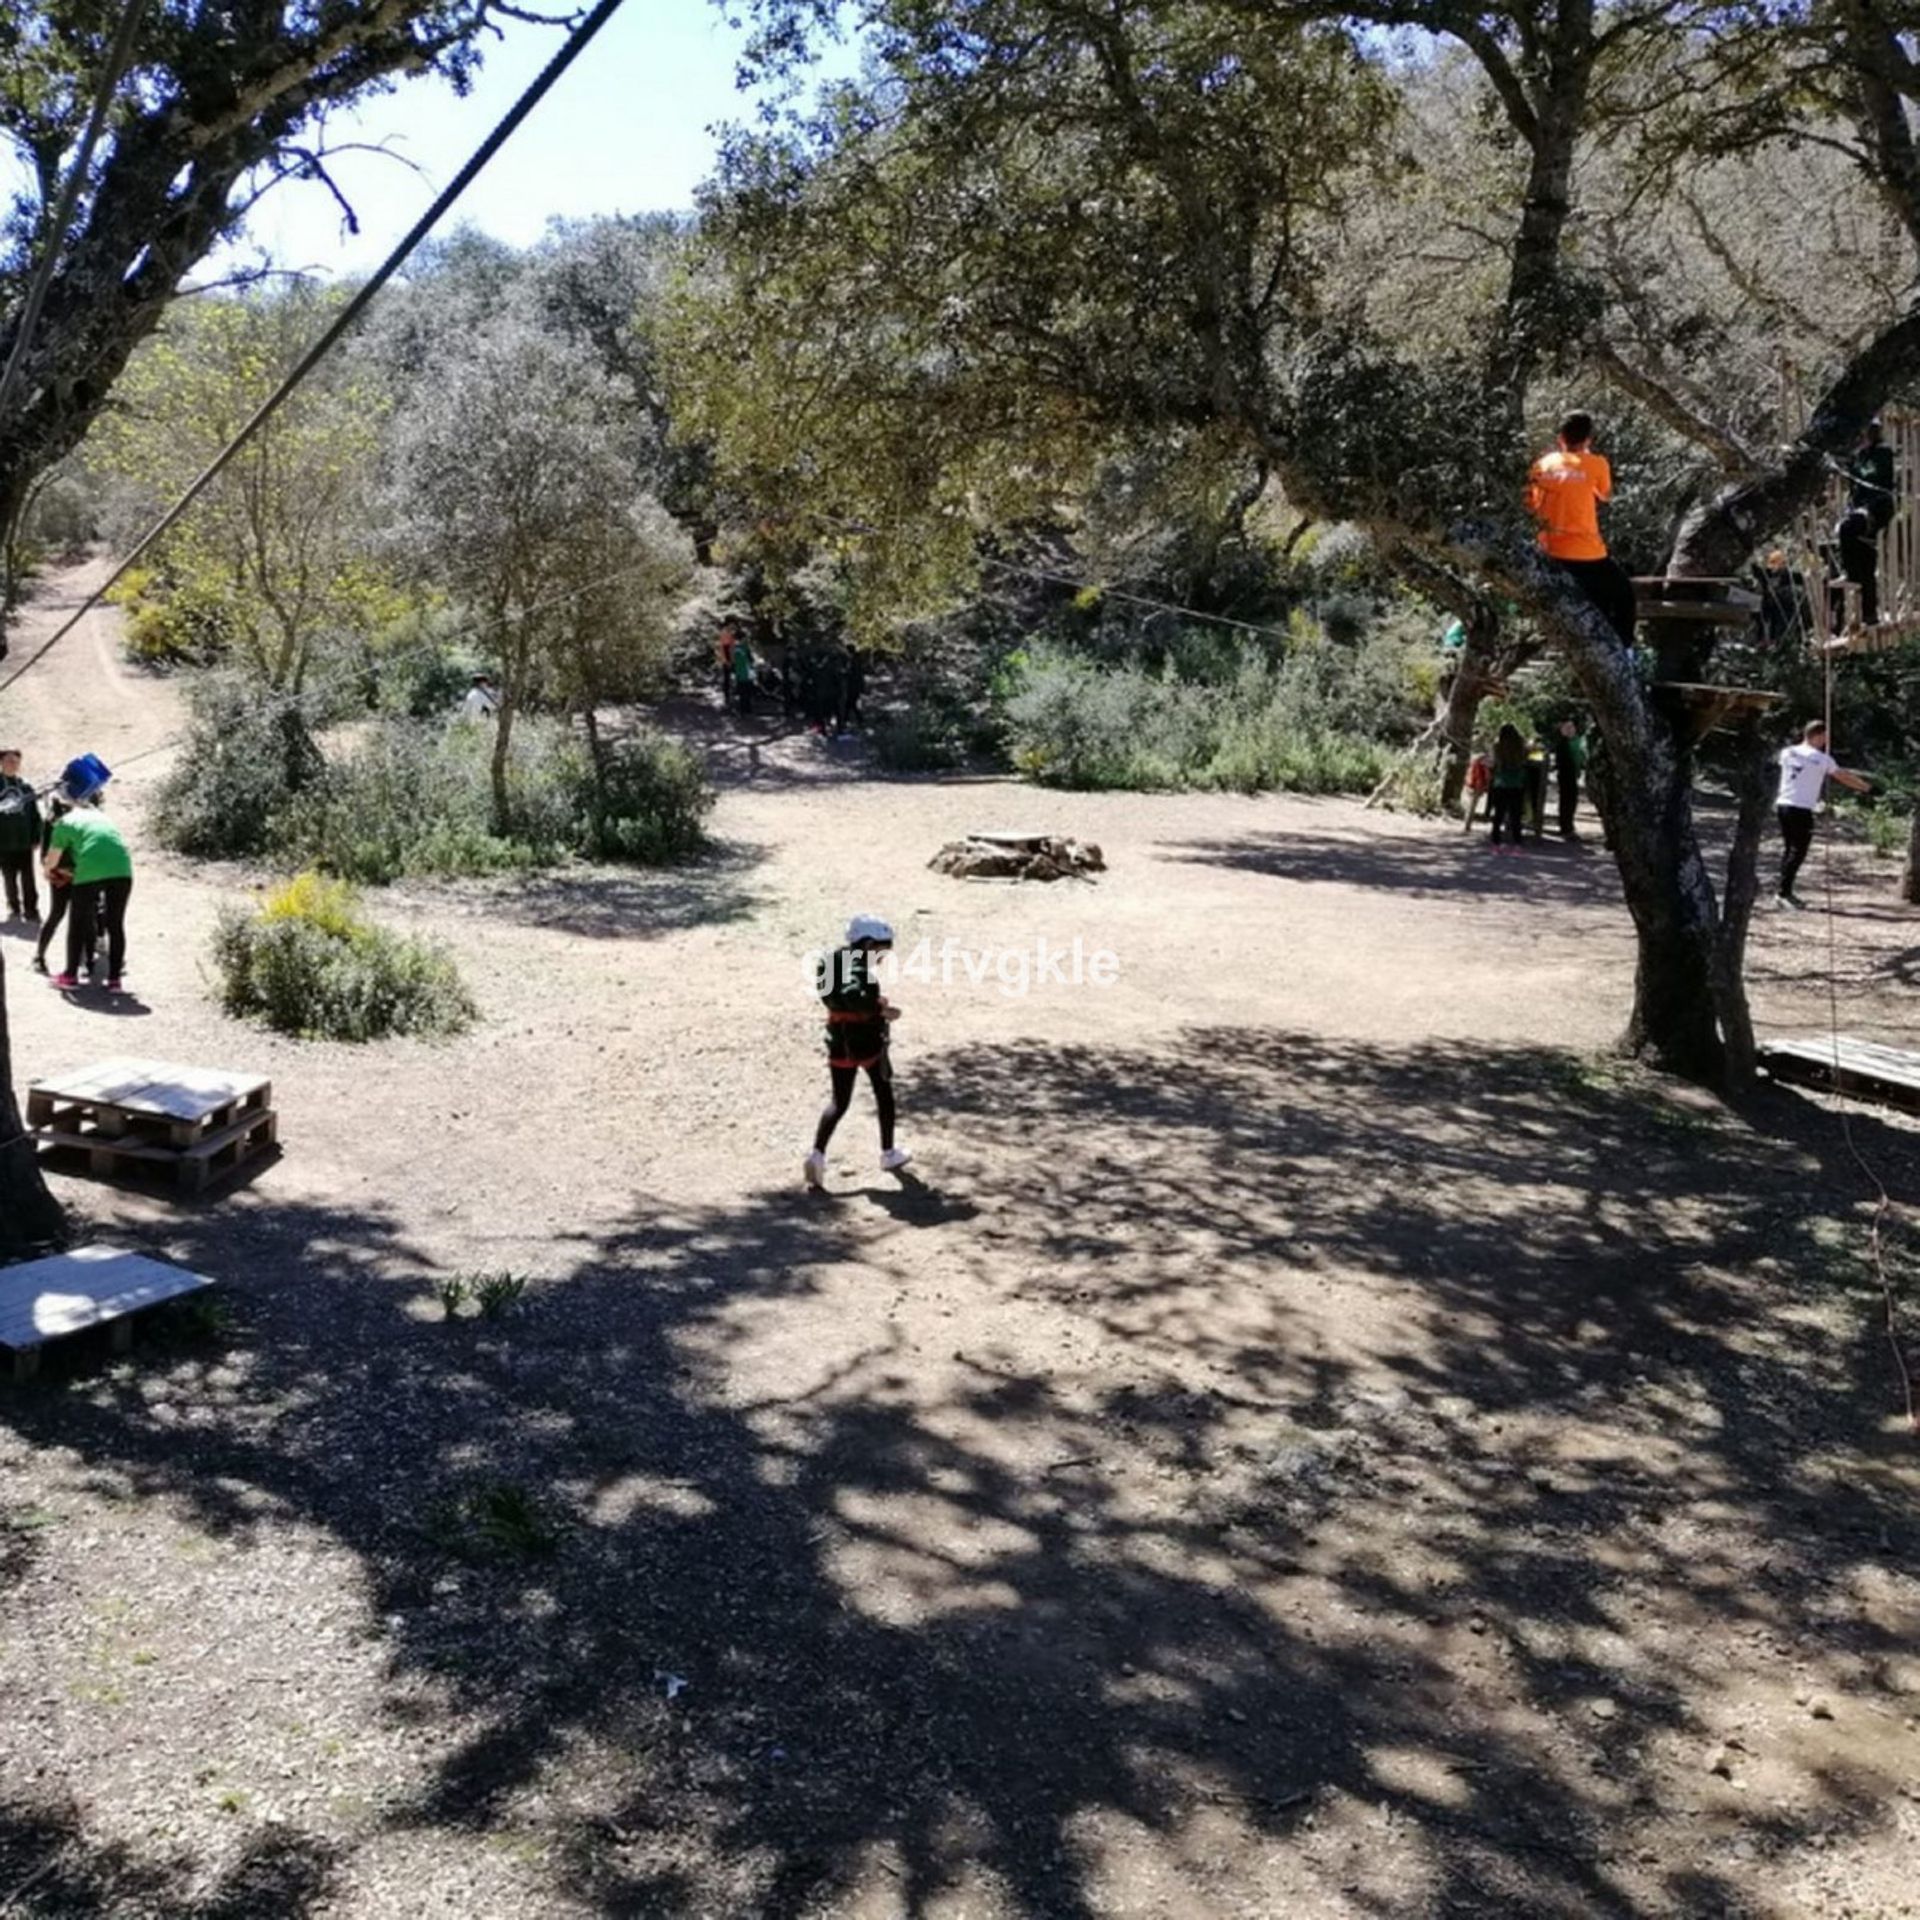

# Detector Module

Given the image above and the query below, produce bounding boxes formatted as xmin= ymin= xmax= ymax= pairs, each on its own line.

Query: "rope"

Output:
xmin=0 ymin=0 xmax=632 ymax=703
xmin=1813 ymin=648 xmax=1917 ymax=1434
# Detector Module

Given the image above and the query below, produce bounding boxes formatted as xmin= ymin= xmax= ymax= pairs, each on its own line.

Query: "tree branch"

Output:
xmin=1586 ymin=340 xmax=1762 ymax=479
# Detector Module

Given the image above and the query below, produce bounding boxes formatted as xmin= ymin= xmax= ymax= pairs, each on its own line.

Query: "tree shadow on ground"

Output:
xmin=423 ymin=839 xmax=769 ymax=941
xmin=3 ymin=1035 xmax=1917 ymax=1916
xmin=0 ymin=1792 xmax=335 ymax=1918
xmin=1164 ymin=826 xmax=1623 ymax=907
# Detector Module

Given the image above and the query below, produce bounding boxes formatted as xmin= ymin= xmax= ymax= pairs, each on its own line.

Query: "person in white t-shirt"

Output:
xmin=458 ymin=673 xmax=500 ymax=722
xmin=1775 ymin=720 xmax=1870 ymax=908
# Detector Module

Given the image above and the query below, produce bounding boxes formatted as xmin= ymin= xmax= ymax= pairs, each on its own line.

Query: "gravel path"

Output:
xmin=2 ymin=561 xmax=1917 ymax=1918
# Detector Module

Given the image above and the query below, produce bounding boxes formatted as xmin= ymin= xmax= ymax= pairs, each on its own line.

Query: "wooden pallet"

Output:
xmin=0 ymin=1246 xmax=217 ymax=1381
xmin=1758 ymin=1034 xmax=1920 ymax=1112
xmin=28 ymin=1058 xmax=277 ymax=1194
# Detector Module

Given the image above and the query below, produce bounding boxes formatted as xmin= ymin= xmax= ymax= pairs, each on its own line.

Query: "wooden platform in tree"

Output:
xmin=1819 ymin=614 xmax=1920 ymax=656
xmin=1650 ymin=682 xmax=1782 ymax=736
xmin=0 ymin=1246 xmax=217 ymax=1381
xmin=1634 ymin=577 xmax=1761 ymax=625
xmin=28 ymin=1058 xmax=277 ymax=1194
xmin=1758 ymin=1034 xmax=1920 ymax=1112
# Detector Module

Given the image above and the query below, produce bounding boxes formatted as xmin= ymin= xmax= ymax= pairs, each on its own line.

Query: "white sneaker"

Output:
xmin=880 ymin=1147 xmax=912 ymax=1172
xmin=804 ymin=1150 xmax=826 ymax=1188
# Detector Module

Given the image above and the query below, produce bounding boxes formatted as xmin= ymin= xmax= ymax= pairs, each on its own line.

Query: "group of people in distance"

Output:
xmin=0 ymin=748 xmax=135 ymax=992
xmin=716 ymin=622 xmax=867 ymax=734
xmin=1475 ymin=719 xmax=1588 ymax=851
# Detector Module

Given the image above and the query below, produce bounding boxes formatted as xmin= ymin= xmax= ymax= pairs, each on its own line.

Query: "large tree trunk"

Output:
xmin=1903 ymin=802 xmax=1920 ymax=905
xmin=1544 ymin=585 xmax=1743 ymax=1085
xmin=1436 ymin=607 xmax=1513 ymax=811
xmin=0 ymin=950 xmax=66 ymax=1259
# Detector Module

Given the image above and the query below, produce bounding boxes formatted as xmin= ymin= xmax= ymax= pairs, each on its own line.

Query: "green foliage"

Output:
xmin=211 ymin=874 xmax=476 ymax=1043
xmin=89 ymin=288 xmax=403 ymax=687
xmin=425 ymin=1481 xmax=557 ymax=1562
xmin=283 ymin=717 xmax=581 ymax=885
xmin=151 ymin=674 xmax=327 ymax=859
xmin=434 ymin=1274 xmax=470 ymax=1320
xmin=1003 ymin=635 xmax=1403 ymax=794
xmin=472 ymin=1271 xmax=530 ymax=1320
xmin=577 ymin=731 xmax=714 ymax=863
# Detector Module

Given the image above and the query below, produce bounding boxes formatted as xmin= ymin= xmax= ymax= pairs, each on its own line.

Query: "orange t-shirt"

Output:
xmin=1527 ymin=448 xmax=1612 ymax=562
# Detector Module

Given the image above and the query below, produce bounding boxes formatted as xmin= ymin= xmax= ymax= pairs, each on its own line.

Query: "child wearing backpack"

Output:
xmin=805 ymin=913 xmax=912 ymax=1187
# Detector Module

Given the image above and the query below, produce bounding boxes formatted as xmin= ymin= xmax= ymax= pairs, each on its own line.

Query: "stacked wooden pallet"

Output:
xmin=28 ymin=1057 xmax=278 ymax=1194
xmin=0 ymin=1246 xmax=218 ymax=1381
xmin=1758 ymin=1034 xmax=1920 ymax=1112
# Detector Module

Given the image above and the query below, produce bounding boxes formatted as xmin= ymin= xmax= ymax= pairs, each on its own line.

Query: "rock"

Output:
xmin=1808 ymin=1697 xmax=1836 ymax=1721
xmin=1705 ymin=1739 xmax=1744 ymax=1779
xmin=928 ymin=833 xmax=1106 ymax=882
xmin=1590 ymin=1697 xmax=1619 ymax=1722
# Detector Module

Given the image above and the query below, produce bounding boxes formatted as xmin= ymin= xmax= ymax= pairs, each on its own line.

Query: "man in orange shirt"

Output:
xmin=1527 ymin=411 xmax=1636 ymax=645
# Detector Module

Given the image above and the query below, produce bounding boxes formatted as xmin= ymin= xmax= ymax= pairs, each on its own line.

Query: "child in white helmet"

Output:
xmin=805 ymin=912 xmax=911 ymax=1186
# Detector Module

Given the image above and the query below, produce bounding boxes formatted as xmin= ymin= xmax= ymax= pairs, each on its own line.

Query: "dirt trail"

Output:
xmin=1 ymin=563 xmax=1916 ymax=1920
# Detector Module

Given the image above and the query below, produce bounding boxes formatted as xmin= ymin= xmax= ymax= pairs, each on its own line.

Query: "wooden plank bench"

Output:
xmin=0 ymin=1246 xmax=217 ymax=1381
xmin=28 ymin=1058 xmax=277 ymax=1194
xmin=1758 ymin=1034 xmax=1920 ymax=1112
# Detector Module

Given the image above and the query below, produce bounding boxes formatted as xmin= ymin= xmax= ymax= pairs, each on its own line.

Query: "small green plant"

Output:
xmin=426 ymin=1480 xmax=557 ymax=1561
xmin=433 ymin=1274 xmax=470 ymax=1319
xmin=158 ymin=1293 xmax=235 ymax=1344
xmin=211 ymin=871 xmax=476 ymax=1042
xmin=471 ymin=1271 xmax=529 ymax=1320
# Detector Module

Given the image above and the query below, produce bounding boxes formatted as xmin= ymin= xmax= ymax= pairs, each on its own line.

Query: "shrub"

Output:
xmin=1003 ymin=643 xmax=1398 ymax=795
xmin=211 ymin=872 xmax=476 ymax=1041
xmin=151 ymin=674 xmax=327 ymax=858
xmin=282 ymin=718 xmax=570 ymax=884
xmin=576 ymin=729 xmax=714 ymax=862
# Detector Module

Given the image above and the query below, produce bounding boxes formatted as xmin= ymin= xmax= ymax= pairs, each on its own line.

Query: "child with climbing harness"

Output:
xmin=1774 ymin=720 xmax=1871 ymax=910
xmin=805 ymin=913 xmax=912 ymax=1187
xmin=1487 ymin=725 xmax=1531 ymax=851
xmin=1527 ymin=411 xmax=1636 ymax=645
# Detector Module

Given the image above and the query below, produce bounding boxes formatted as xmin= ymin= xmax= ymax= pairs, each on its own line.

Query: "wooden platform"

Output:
xmin=0 ymin=1246 xmax=216 ymax=1381
xmin=28 ymin=1058 xmax=277 ymax=1194
xmin=1634 ymin=577 xmax=1761 ymax=625
xmin=1758 ymin=1034 xmax=1920 ymax=1111
xmin=1650 ymin=682 xmax=1782 ymax=737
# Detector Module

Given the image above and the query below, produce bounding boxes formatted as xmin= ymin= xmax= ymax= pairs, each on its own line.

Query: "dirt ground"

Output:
xmin=2 ymin=560 xmax=1918 ymax=1919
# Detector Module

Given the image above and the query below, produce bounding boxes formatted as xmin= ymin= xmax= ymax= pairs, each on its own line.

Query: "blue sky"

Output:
xmin=226 ymin=1 xmax=784 ymax=278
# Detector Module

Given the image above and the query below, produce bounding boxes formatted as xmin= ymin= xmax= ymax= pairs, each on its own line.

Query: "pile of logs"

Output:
xmin=928 ymin=830 xmax=1106 ymax=882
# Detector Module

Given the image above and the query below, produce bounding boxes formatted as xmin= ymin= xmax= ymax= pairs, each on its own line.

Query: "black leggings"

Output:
xmin=36 ymin=883 xmax=68 ymax=962
xmin=68 ymin=875 xmax=131 ymax=979
xmin=1556 ymin=556 xmax=1637 ymax=645
xmin=1777 ymin=806 xmax=1816 ymax=898
xmin=815 ymin=1057 xmax=896 ymax=1152
xmin=1489 ymin=788 xmax=1526 ymax=844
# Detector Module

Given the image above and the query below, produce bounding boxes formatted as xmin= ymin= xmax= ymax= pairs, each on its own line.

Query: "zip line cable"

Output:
xmin=0 ymin=0 xmax=633 ymax=704
xmin=1770 ymin=547 xmax=1918 ymax=1435
xmin=0 ymin=0 xmax=152 ymax=431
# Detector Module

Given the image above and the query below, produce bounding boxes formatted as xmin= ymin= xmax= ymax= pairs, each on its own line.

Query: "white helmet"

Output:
xmin=846 ymin=912 xmax=894 ymax=945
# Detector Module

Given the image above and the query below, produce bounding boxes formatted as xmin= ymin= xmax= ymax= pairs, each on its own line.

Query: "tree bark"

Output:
xmin=0 ymin=947 xmax=66 ymax=1259
xmin=1903 ymin=802 xmax=1920 ymax=905
xmin=1436 ymin=605 xmax=1508 ymax=811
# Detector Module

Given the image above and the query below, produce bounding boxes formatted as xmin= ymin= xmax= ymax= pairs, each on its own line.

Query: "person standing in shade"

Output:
xmin=1487 ymin=724 xmax=1531 ymax=852
xmin=730 ymin=632 xmax=758 ymax=716
xmin=1774 ymin=720 xmax=1871 ymax=909
xmin=0 ymin=748 xmax=41 ymax=923
xmin=1527 ymin=411 xmax=1637 ymax=645
xmin=44 ymin=794 xmax=134 ymax=992
xmin=1836 ymin=420 xmax=1897 ymax=627
xmin=1552 ymin=719 xmax=1588 ymax=839
xmin=459 ymin=672 xmax=500 ymax=722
